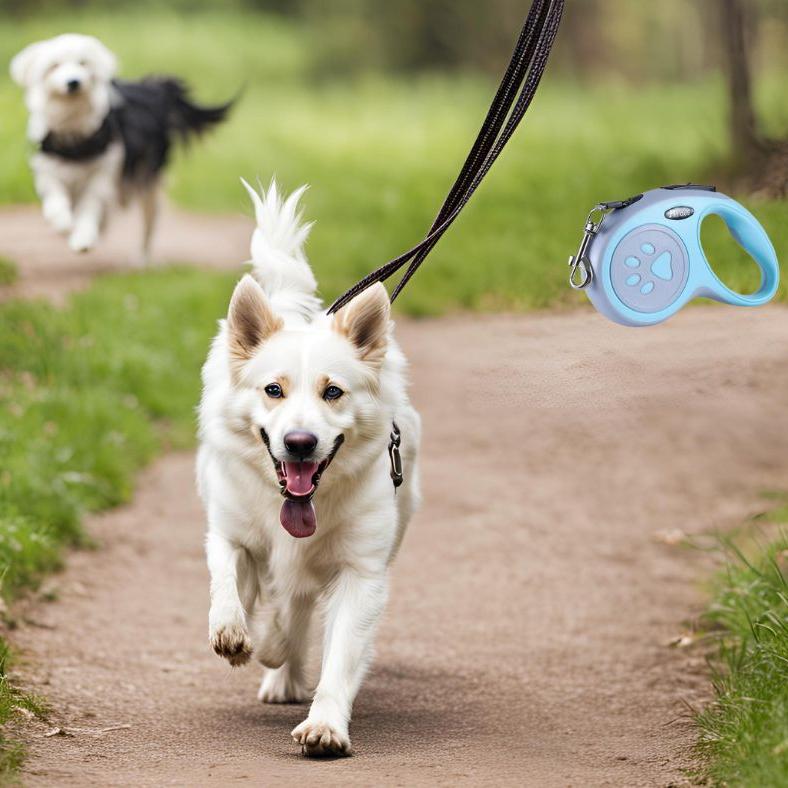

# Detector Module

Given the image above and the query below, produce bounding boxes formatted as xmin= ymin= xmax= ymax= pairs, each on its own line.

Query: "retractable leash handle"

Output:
xmin=701 ymin=199 xmax=779 ymax=307
xmin=569 ymin=185 xmax=780 ymax=327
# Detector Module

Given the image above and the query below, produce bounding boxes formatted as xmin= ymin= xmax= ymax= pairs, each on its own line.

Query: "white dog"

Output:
xmin=10 ymin=33 xmax=232 ymax=260
xmin=197 ymin=180 xmax=421 ymax=757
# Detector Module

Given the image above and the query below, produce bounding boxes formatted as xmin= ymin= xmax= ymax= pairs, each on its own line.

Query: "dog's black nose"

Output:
xmin=66 ymin=79 xmax=81 ymax=93
xmin=283 ymin=430 xmax=318 ymax=459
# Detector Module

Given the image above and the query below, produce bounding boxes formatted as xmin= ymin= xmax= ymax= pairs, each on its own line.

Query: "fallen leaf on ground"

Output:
xmin=44 ymin=727 xmax=71 ymax=738
xmin=653 ymin=529 xmax=687 ymax=546
xmin=666 ymin=634 xmax=694 ymax=648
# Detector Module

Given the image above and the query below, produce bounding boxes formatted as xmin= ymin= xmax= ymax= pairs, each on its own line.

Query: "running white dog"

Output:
xmin=10 ymin=33 xmax=231 ymax=260
xmin=197 ymin=180 xmax=421 ymax=757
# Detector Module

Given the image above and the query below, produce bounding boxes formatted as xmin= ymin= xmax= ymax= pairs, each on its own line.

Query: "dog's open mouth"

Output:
xmin=265 ymin=434 xmax=344 ymax=539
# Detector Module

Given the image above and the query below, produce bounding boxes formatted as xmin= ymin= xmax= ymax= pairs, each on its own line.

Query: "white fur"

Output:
xmin=197 ymin=181 xmax=421 ymax=756
xmin=10 ymin=34 xmax=157 ymax=260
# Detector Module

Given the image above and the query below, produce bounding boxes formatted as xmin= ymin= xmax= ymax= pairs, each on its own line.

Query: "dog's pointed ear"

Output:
xmin=227 ymin=275 xmax=282 ymax=377
xmin=10 ymin=41 xmax=44 ymax=87
xmin=332 ymin=283 xmax=390 ymax=367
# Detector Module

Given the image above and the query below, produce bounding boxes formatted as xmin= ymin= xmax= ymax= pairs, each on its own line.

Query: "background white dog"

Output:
xmin=197 ymin=180 xmax=421 ymax=757
xmin=11 ymin=33 xmax=232 ymax=260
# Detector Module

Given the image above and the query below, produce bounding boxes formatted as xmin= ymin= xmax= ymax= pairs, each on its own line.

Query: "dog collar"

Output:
xmin=39 ymin=113 xmax=117 ymax=161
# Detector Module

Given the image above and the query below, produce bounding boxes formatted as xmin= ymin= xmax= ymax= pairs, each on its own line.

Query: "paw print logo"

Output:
xmin=611 ymin=226 xmax=688 ymax=314
xmin=623 ymin=242 xmax=674 ymax=296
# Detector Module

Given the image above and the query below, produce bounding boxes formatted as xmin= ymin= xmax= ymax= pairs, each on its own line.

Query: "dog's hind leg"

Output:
xmin=139 ymin=183 xmax=159 ymax=265
xmin=257 ymin=593 xmax=315 ymax=704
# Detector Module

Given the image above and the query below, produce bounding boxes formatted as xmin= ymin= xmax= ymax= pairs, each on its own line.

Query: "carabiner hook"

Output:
xmin=567 ymin=205 xmax=610 ymax=290
xmin=569 ymin=256 xmax=593 ymax=289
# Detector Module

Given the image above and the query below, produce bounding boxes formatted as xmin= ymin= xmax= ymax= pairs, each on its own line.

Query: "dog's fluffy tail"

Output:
xmin=242 ymin=178 xmax=320 ymax=320
xmin=112 ymin=77 xmax=233 ymax=182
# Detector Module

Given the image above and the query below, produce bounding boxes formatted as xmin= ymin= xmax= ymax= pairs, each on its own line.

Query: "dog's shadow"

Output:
xmin=211 ymin=661 xmax=492 ymax=762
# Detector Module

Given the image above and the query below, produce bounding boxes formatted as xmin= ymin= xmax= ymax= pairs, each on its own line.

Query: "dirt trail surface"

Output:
xmin=0 ymin=203 xmax=250 ymax=303
xmin=5 ymin=208 xmax=788 ymax=786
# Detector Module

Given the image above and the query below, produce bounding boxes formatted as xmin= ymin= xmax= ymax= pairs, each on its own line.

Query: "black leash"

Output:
xmin=327 ymin=0 xmax=565 ymax=314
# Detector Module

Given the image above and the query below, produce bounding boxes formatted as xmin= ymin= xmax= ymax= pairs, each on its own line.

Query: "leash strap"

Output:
xmin=327 ymin=0 xmax=564 ymax=314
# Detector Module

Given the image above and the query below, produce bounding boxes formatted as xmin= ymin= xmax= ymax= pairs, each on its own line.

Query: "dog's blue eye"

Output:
xmin=323 ymin=385 xmax=344 ymax=401
xmin=264 ymin=383 xmax=283 ymax=398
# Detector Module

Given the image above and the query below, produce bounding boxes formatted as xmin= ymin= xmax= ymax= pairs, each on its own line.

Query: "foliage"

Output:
xmin=0 ymin=641 xmax=47 ymax=776
xmin=254 ymin=0 xmax=788 ymax=79
xmin=2 ymin=1 xmax=788 ymax=79
xmin=0 ymin=267 xmax=233 ymax=601
xmin=696 ymin=512 xmax=788 ymax=786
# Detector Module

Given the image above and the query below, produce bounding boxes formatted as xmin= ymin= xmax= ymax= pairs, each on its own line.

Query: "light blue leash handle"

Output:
xmin=571 ymin=186 xmax=780 ymax=327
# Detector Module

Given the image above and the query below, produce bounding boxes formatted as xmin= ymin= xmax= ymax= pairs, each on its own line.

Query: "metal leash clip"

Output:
xmin=388 ymin=422 xmax=403 ymax=490
xmin=567 ymin=204 xmax=611 ymax=289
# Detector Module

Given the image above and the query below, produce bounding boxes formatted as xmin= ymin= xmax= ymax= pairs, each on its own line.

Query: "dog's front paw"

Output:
xmin=68 ymin=225 xmax=98 ymax=253
xmin=43 ymin=201 xmax=72 ymax=233
xmin=291 ymin=717 xmax=351 ymax=758
xmin=210 ymin=621 xmax=252 ymax=667
xmin=258 ymin=666 xmax=310 ymax=704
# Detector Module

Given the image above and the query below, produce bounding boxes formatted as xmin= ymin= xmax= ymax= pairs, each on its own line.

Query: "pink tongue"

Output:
xmin=284 ymin=461 xmax=319 ymax=496
xmin=280 ymin=498 xmax=317 ymax=538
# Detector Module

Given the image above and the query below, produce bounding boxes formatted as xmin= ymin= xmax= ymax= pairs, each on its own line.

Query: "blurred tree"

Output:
xmin=3 ymin=0 xmax=786 ymax=85
xmin=242 ymin=0 xmax=786 ymax=85
xmin=719 ymin=0 xmax=787 ymax=195
xmin=721 ymin=0 xmax=761 ymax=161
xmin=560 ymin=0 xmax=608 ymax=78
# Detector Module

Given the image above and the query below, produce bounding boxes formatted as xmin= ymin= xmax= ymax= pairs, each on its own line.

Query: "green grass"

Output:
xmin=0 ymin=8 xmax=785 ymax=314
xmin=0 ymin=257 xmax=17 ymax=286
xmin=0 ymin=267 xmax=234 ymax=597
xmin=0 ymin=640 xmax=47 ymax=777
xmin=0 ymin=266 xmax=235 ymax=770
xmin=696 ymin=504 xmax=788 ymax=786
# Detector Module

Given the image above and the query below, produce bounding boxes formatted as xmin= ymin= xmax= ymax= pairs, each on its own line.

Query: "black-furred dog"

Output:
xmin=11 ymin=33 xmax=233 ymax=260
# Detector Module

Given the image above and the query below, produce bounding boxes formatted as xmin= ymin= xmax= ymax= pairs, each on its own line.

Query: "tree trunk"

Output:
xmin=720 ymin=0 xmax=763 ymax=162
xmin=561 ymin=0 xmax=605 ymax=80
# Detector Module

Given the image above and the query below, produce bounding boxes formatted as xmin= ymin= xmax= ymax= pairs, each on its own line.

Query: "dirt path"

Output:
xmin=0 ymin=203 xmax=250 ymax=303
xmin=5 ymin=208 xmax=788 ymax=786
